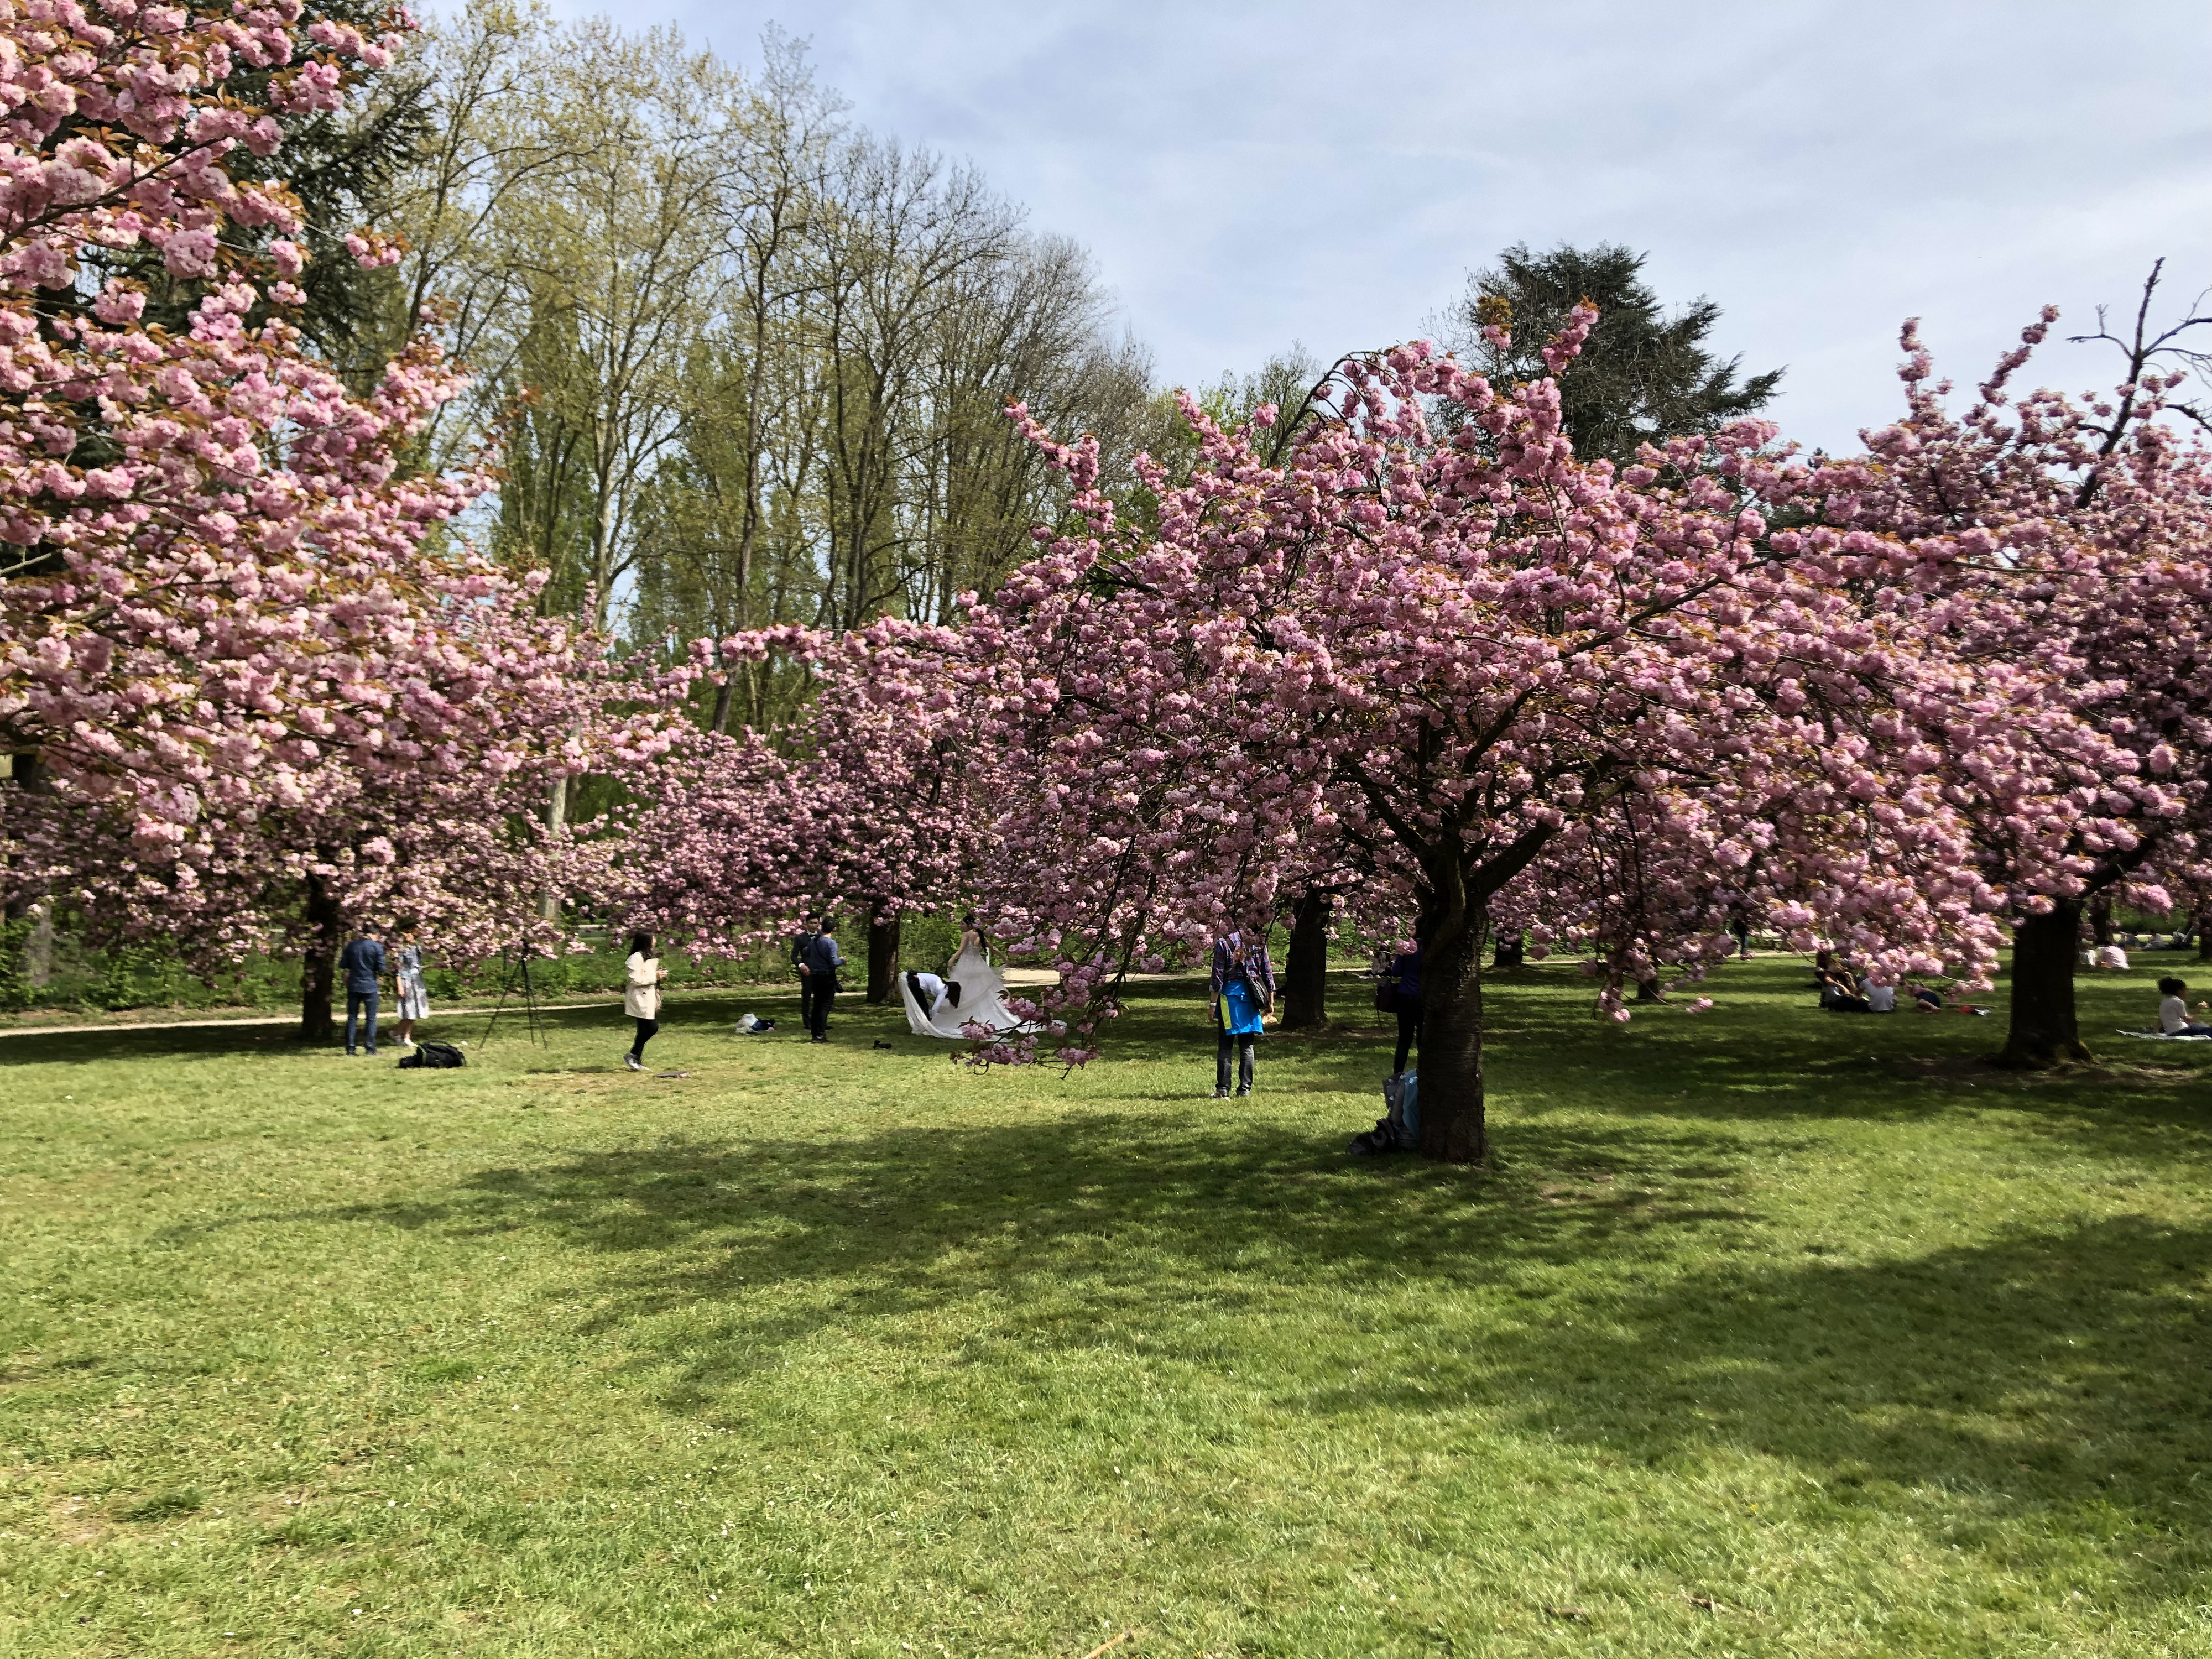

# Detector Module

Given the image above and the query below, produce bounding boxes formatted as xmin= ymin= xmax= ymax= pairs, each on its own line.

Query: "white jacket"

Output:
xmin=623 ymin=952 xmax=662 ymax=1019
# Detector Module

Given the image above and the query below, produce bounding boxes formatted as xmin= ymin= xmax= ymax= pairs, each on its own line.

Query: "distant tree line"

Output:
xmin=302 ymin=4 xmax=1780 ymax=703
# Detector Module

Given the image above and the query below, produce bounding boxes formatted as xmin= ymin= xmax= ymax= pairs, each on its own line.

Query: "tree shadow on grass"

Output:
xmin=1068 ymin=973 xmax=2212 ymax=1189
xmin=333 ymin=1108 xmax=1757 ymax=1360
xmin=0 ymin=1021 xmax=309 ymax=1066
xmin=0 ymin=987 xmax=802 ymax=1067
xmin=1400 ymin=1211 xmax=2212 ymax=1616
xmin=319 ymin=1102 xmax=2212 ymax=1601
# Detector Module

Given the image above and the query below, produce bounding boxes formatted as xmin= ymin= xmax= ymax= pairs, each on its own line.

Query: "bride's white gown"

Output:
xmin=899 ymin=943 xmax=1034 ymax=1039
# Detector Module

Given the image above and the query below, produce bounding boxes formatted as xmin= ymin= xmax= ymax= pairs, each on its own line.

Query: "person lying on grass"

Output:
xmin=1904 ymin=981 xmax=1992 ymax=1016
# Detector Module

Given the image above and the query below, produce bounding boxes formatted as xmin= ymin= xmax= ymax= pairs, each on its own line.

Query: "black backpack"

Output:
xmin=398 ymin=1041 xmax=466 ymax=1070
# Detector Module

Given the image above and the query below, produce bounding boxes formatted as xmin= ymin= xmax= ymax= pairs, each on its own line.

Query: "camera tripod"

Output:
xmin=479 ymin=941 xmax=550 ymax=1048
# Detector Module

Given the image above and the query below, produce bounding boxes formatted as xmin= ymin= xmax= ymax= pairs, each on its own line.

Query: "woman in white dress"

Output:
xmin=899 ymin=914 xmax=1033 ymax=1039
xmin=392 ymin=928 xmax=430 ymax=1049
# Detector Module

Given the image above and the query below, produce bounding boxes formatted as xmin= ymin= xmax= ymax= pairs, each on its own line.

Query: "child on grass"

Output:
xmin=2157 ymin=977 xmax=2212 ymax=1036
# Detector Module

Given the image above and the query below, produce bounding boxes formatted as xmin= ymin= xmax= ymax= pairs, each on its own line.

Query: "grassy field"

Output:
xmin=2 ymin=957 xmax=2210 ymax=1658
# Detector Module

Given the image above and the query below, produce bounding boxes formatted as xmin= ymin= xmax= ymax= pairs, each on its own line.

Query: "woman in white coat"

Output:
xmin=623 ymin=931 xmax=667 ymax=1072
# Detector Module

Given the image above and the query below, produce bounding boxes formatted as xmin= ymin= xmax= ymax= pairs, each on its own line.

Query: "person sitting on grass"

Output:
xmin=1817 ymin=958 xmax=1870 ymax=1013
xmin=1865 ymin=980 xmax=1897 ymax=1013
xmin=2157 ymin=977 xmax=2212 ymax=1036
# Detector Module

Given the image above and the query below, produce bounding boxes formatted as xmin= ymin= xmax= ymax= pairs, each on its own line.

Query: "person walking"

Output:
xmin=623 ymin=931 xmax=667 ymax=1071
xmin=1209 ymin=928 xmax=1275 ymax=1099
xmin=1389 ymin=939 xmax=1422 ymax=1076
xmin=391 ymin=927 xmax=430 ymax=1050
xmin=799 ymin=918 xmax=843 ymax=1042
xmin=791 ymin=914 xmax=823 ymax=1034
xmin=339 ymin=924 xmax=385 ymax=1056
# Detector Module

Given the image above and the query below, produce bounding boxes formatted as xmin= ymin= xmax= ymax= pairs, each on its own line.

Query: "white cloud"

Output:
xmin=533 ymin=0 xmax=2212 ymax=450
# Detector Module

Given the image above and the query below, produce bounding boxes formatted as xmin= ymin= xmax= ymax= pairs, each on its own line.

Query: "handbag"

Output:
xmin=1374 ymin=977 xmax=1398 ymax=1013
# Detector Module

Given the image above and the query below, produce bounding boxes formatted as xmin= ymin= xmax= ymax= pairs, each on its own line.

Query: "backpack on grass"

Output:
xmin=398 ymin=1041 xmax=466 ymax=1070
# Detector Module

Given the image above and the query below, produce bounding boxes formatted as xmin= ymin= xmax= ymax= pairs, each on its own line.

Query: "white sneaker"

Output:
xmin=623 ymin=1053 xmax=643 ymax=1071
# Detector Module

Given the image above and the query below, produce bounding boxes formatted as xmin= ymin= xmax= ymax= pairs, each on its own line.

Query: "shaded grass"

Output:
xmin=1 ymin=957 xmax=2210 ymax=1656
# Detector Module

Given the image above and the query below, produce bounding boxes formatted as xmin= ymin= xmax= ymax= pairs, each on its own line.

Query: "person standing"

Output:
xmin=1209 ymin=928 xmax=1275 ymax=1099
xmin=791 ymin=914 xmax=822 ymax=1034
xmin=391 ymin=927 xmax=430 ymax=1050
xmin=800 ymin=918 xmax=843 ymax=1042
xmin=623 ymin=931 xmax=667 ymax=1071
xmin=339 ymin=924 xmax=385 ymax=1056
xmin=1390 ymin=940 xmax=1422 ymax=1076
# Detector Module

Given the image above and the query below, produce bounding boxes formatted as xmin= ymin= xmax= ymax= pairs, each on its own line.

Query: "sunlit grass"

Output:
xmin=2 ymin=957 xmax=2209 ymax=1656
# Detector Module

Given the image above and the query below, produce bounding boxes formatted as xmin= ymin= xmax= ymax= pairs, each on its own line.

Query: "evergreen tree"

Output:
xmin=66 ymin=1 xmax=432 ymax=382
xmin=1444 ymin=242 xmax=1781 ymax=465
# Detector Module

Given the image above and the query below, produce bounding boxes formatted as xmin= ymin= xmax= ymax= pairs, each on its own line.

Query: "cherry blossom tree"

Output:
xmin=620 ymin=618 xmax=988 ymax=987
xmin=957 ymin=317 xmax=1997 ymax=1160
xmin=0 ymin=0 xmax=692 ymax=1035
xmin=1818 ymin=286 xmax=2212 ymax=1065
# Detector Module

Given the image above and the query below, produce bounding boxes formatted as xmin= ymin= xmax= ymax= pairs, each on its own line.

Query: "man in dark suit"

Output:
xmin=790 ymin=915 xmax=822 ymax=1035
xmin=799 ymin=918 xmax=844 ymax=1043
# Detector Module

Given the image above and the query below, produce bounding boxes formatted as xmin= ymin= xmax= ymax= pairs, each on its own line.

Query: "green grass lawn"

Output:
xmin=3 ymin=958 xmax=2210 ymax=1658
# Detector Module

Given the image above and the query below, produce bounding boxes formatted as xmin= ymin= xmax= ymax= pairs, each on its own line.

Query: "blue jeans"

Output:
xmin=346 ymin=990 xmax=379 ymax=1053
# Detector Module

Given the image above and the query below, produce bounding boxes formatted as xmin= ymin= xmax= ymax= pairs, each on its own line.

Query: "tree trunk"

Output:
xmin=1417 ymin=902 xmax=1489 ymax=1165
xmin=1280 ymin=887 xmax=1331 ymax=1029
xmin=3 ymin=750 xmax=53 ymax=990
xmin=1634 ymin=976 xmax=1664 ymax=1003
xmin=540 ymin=773 xmax=570 ymax=925
xmin=22 ymin=905 xmax=51 ymax=988
xmin=2088 ymin=892 xmax=2114 ymax=948
xmin=1997 ymin=900 xmax=2090 ymax=1067
xmin=2197 ymin=908 xmax=2210 ymax=963
xmin=301 ymin=873 xmax=342 ymax=1043
xmin=865 ymin=902 xmax=900 ymax=1004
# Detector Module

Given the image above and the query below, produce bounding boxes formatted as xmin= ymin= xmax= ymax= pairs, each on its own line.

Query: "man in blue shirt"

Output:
xmin=798 ymin=917 xmax=843 ymax=1044
xmin=338 ymin=925 xmax=386 ymax=1055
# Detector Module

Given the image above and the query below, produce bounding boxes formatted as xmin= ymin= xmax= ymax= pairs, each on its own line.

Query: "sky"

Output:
xmin=542 ymin=0 xmax=2212 ymax=453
